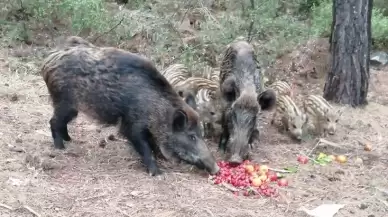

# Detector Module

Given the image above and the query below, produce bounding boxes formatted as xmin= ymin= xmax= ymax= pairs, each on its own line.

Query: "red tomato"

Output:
xmin=277 ymin=179 xmax=288 ymax=187
xmin=297 ymin=155 xmax=309 ymax=164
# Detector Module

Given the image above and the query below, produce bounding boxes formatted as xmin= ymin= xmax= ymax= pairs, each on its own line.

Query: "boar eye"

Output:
xmin=335 ymin=119 xmax=339 ymax=123
xmin=210 ymin=112 xmax=215 ymax=116
xmin=292 ymin=124 xmax=296 ymax=128
xmin=327 ymin=118 xmax=330 ymax=122
xmin=189 ymin=135 xmax=196 ymax=141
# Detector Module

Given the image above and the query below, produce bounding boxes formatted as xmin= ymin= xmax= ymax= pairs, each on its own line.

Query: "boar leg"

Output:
xmin=271 ymin=110 xmax=277 ymax=125
xmin=249 ymin=128 xmax=260 ymax=144
xmin=125 ymin=126 xmax=161 ymax=176
xmin=218 ymin=127 xmax=229 ymax=152
xmin=49 ymin=102 xmax=78 ymax=149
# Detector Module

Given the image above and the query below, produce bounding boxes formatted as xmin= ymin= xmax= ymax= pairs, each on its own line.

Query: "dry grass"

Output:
xmin=1 ymin=39 xmax=388 ymax=217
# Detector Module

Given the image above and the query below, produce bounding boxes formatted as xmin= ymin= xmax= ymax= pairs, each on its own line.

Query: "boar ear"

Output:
xmin=257 ymin=89 xmax=276 ymax=111
xmin=221 ymin=77 xmax=237 ymax=102
xmin=173 ymin=109 xmax=188 ymax=132
xmin=185 ymin=92 xmax=197 ymax=110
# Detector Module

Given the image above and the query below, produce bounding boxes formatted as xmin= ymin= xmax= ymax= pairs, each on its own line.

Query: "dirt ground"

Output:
xmin=0 ymin=40 xmax=388 ymax=217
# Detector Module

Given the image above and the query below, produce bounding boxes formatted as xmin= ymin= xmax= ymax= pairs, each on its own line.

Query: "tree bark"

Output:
xmin=324 ymin=0 xmax=373 ymax=107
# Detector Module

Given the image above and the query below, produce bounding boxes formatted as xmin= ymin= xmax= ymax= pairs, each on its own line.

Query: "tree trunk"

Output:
xmin=323 ymin=0 xmax=373 ymax=107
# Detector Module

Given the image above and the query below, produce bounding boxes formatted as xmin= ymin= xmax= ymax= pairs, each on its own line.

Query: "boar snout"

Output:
xmin=228 ymin=154 xmax=243 ymax=165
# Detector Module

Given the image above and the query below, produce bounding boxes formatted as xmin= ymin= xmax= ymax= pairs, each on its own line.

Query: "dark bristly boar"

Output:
xmin=40 ymin=36 xmax=219 ymax=176
xmin=218 ymin=40 xmax=276 ymax=164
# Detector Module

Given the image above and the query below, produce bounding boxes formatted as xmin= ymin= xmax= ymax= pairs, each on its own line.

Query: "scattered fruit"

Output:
xmin=277 ymin=179 xmax=289 ymax=187
xmin=315 ymin=153 xmax=334 ymax=165
xmin=259 ymin=165 xmax=269 ymax=173
xmin=250 ymin=172 xmax=259 ymax=178
xmin=245 ymin=164 xmax=254 ymax=173
xmin=251 ymin=178 xmax=262 ymax=187
xmin=355 ymin=157 xmax=363 ymax=165
xmin=267 ymin=171 xmax=278 ymax=181
xmin=258 ymin=175 xmax=268 ymax=182
xmin=364 ymin=144 xmax=372 ymax=151
xmin=336 ymin=155 xmax=347 ymax=163
xmin=254 ymin=164 xmax=260 ymax=171
xmin=328 ymin=155 xmax=336 ymax=161
xmin=211 ymin=161 xmax=282 ymax=198
xmin=297 ymin=155 xmax=309 ymax=164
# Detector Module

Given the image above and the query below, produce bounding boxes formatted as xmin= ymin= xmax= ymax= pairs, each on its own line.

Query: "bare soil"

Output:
xmin=0 ymin=39 xmax=387 ymax=217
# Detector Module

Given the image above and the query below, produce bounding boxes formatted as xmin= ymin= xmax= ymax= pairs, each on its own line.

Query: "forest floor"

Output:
xmin=0 ymin=37 xmax=388 ymax=217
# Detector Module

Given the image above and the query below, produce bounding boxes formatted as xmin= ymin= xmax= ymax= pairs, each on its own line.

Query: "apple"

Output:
xmin=297 ymin=155 xmax=309 ymax=164
xmin=245 ymin=165 xmax=255 ymax=173
xmin=259 ymin=165 xmax=269 ymax=173
xmin=336 ymin=155 xmax=347 ymax=163
xmin=267 ymin=172 xmax=278 ymax=182
xmin=364 ymin=144 xmax=372 ymax=151
xmin=250 ymin=172 xmax=259 ymax=178
xmin=254 ymin=164 xmax=260 ymax=171
xmin=277 ymin=179 xmax=288 ymax=187
xmin=251 ymin=178 xmax=262 ymax=187
xmin=328 ymin=155 xmax=336 ymax=161
xmin=258 ymin=175 xmax=268 ymax=182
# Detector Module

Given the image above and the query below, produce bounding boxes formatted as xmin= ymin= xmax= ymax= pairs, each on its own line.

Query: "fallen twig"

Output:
xmin=0 ymin=203 xmax=41 ymax=217
xmin=93 ymin=16 xmax=125 ymax=43
xmin=0 ymin=203 xmax=13 ymax=210
xmin=75 ymin=193 xmax=107 ymax=202
xmin=376 ymin=198 xmax=388 ymax=209
xmin=375 ymin=187 xmax=388 ymax=196
xmin=247 ymin=21 xmax=254 ymax=42
xmin=221 ymin=182 xmax=238 ymax=192
xmin=307 ymin=139 xmax=322 ymax=156
xmin=268 ymin=168 xmax=293 ymax=173
xmin=318 ymin=138 xmax=342 ymax=149
xmin=23 ymin=205 xmax=41 ymax=217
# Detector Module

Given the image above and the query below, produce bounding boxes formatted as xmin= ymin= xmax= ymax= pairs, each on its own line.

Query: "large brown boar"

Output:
xmin=40 ymin=36 xmax=219 ymax=176
xmin=218 ymin=40 xmax=276 ymax=164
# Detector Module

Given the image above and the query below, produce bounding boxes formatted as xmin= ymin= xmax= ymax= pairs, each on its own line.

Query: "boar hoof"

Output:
xmin=53 ymin=137 xmax=65 ymax=150
xmin=208 ymin=164 xmax=220 ymax=175
xmin=148 ymin=166 xmax=163 ymax=177
xmin=62 ymin=134 xmax=71 ymax=141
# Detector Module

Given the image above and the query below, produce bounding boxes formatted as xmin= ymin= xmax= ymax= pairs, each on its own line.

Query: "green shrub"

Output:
xmin=311 ymin=0 xmax=388 ymax=49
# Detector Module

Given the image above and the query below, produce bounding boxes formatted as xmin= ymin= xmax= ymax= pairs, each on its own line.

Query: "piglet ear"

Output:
xmin=173 ymin=109 xmax=188 ymax=132
xmin=185 ymin=92 xmax=197 ymax=110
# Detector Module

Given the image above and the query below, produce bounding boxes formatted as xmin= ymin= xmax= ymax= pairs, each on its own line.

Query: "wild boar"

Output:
xmin=40 ymin=36 xmax=219 ymax=176
xmin=218 ymin=40 xmax=276 ymax=164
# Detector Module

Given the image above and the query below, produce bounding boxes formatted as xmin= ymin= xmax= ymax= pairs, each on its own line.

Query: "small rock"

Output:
xmin=15 ymin=138 xmax=23 ymax=143
xmin=359 ymin=203 xmax=368 ymax=210
xmin=368 ymin=215 xmax=375 ymax=217
xmin=328 ymin=177 xmax=341 ymax=182
xmin=41 ymin=159 xmax=61 ymax=171
xmin=4 ymin=83 xmax=9 ymax=87
xmin=107 ymin=134 xmax=117 ymax=141
xmin=9 ymin=145 xmax=24 ymax=153
xmin=99 ymin=139 xmax=107 ymax=148
xmin=334 ymin=170 xmax=345 ymax=175
xmin=9 ymin=93 xmax=18 ymax=102
xmin=25 ymin=154 xmax=41 ymax=168
xmin=370 ymin=51 xmax=388 ymax=66
xmin=355 ymin=157 xmax=363 ymax=165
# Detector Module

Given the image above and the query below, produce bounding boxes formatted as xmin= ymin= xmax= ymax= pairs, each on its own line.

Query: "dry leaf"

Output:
xmin=298 ymin=204 xmax=345 ymax=217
